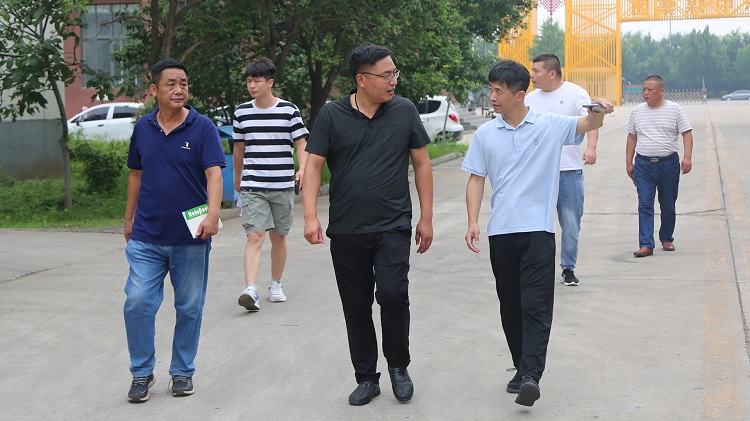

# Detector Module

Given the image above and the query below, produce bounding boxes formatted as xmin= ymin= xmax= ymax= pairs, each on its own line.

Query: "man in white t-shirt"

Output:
xmin=625 ymin=75 xmax=693 ymax=257
xmin=525 ymin=53 xmax=598 ymax=286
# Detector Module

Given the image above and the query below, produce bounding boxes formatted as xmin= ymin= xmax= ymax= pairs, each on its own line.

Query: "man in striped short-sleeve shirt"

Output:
xmin=233 ymin=58 xmax=309 ymax=311
xmin=626 ymin=75 xmax=693 ymax=257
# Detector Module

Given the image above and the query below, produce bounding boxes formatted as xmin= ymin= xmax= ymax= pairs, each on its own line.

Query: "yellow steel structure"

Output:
xmin=499 ymin=0 xmax=750 ymax=104
xmin=498 ymin=8 xmax=537 ymax=73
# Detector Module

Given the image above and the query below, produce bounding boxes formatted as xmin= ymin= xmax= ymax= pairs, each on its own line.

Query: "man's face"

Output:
xmin=489 ymin=81 xmax=522 ymax=114
xmin=247 ymin=76 xmax=273 ymax=99
xmin=150 ymin=68 xmax=188 ymax=112
xmin=642 ymin=80 xmax=664 ymax=106
xmin=358 ymin=55 xmax=398 ymax=104
xmin=530 ymin=62 xmax=553 ymax=91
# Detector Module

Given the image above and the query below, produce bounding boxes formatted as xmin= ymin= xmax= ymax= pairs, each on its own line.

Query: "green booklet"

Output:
xmin=182 ymin=203 xmax=223 ymax=238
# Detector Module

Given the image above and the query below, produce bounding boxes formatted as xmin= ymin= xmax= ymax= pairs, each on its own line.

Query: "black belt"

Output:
xmin=636 ymin=152 xmax=678 ymax=163
xmin=241 ymin=188 xmax=293 ymax=193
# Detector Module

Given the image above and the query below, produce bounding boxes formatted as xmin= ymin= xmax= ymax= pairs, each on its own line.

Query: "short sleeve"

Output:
xmin=306 ymin=106 xmax=333 ymax=158
xmin=461 ymin=132 xmax=488 ymax=177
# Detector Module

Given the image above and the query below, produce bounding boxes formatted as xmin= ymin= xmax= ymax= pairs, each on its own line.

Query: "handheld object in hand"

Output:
xmin=582 ymin=103 xmax=605 ymax=113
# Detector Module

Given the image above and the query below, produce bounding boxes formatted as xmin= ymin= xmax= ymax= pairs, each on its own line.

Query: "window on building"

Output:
xmin=81 ymin=4 xmax=135 ymax=86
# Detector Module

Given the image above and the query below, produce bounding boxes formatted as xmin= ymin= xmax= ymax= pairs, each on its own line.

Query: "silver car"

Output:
xmin=721 ymin=90 xmax=750 ymax=101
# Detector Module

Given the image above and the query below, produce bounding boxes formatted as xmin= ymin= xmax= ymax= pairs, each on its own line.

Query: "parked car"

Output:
xmin=721 ymin=90 xmax=750 ymax=101
xmin=67 ymin=102 xmax=144 ymax=140
xmin=413 ymin=96 xmax=464 ymax=142
xmin=208 ymin=105 xmax=233 ymax=126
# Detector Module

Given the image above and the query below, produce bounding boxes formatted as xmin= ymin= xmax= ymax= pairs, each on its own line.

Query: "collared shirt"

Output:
xmin=626 ymin=100 xmax=692 ymax=157
xmin=461 ymin=109 xmax=583 ymax=236
xmin=127 ymin=105 xmax=226 ymax=245
xmin=305 ymin=89 xmax=431 ymax=234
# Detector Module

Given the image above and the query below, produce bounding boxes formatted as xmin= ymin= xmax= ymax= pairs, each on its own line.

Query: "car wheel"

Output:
xmin=726 ymin=97 xmax=732 ymax=101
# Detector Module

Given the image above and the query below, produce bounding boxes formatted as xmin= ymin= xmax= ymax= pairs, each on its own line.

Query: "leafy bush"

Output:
xmin=69 ymin=137 xmax=129 ymax=193
xmin=0 ymin=166 xmax=16 ymax=187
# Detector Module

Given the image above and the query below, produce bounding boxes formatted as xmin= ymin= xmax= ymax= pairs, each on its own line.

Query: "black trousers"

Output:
xmin=488 ymin=231 xmax=555 ymax=381
xmin=328 ymin=227 xmax=412 ymax=384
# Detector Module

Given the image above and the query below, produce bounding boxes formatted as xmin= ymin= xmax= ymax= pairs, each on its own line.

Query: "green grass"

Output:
xmin=0 ymin=141 xmax=464 ymax=229
xmin=426 ymin=142 xmax=468 ymax=159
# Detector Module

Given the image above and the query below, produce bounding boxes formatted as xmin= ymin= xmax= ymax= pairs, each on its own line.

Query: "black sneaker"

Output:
xmin=561 ymin=268 xmax=579 ymax=286
xmin=515 ymin=376 xmax=541 ymax=407
xmin=506 ymin=371 xmax=523 ymax=393
xmin=171 ymin=375 xmax=194 ymax=397
xmin=127 ymin=374 xmax=155 ymax=403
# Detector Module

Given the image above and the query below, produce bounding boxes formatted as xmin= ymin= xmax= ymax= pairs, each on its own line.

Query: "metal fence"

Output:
xmin=622 ymin=89 xmax=707 ymax=106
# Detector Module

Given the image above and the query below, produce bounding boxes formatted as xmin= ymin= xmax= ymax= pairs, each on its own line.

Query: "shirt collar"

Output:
xmin=495 ymin=107 xmax=537 ymax=129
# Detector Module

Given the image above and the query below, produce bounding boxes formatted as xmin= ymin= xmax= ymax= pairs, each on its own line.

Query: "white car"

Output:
xmin=67 ymin=102 xmax=144 ymax=140
xmin=414 ymin=96 xmax=464 ymax=142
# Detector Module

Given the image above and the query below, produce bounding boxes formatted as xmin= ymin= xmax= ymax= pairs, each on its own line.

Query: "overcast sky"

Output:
xmin=538 ymin=7 xmax=750 ymax=39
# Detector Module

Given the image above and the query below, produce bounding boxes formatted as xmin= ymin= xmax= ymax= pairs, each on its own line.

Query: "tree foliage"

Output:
xmin=0 ymin=0 xmax=110 ymax=208
xmin=112 ymin=0 xmax=534 ymax=126
xmin=528 ymin=18 xmax=565 ymax=64
xmin=622 ymin=27 xmax=750 ymax=97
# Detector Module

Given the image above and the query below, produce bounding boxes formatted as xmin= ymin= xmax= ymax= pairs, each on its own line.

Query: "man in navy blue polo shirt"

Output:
xmin=302 ymin=44 xmax=433 ymax=406
xmin=123 ymin=59 xmax=226 ymax=403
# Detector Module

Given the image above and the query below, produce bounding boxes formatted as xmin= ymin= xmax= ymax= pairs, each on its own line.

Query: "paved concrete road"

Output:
xmin=1 ymin=101 xmax=749 ymax=420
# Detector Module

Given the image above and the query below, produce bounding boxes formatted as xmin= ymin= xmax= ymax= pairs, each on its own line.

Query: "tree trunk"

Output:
xmin=48 ymin=67 xmax=72 ymax=209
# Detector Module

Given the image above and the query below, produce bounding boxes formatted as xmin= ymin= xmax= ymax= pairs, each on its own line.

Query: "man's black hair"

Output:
xmin=151 ymin=59 xmax=189 ymax=86
xmin=348 ymin=44 xmax=393 ymax=83
xmin=644 ymin=74 xmax=664 ymax=86
xmin=488 ymin=60 xmax=530 ymax=93
xmin=532 ymin=52 xmax=562 ymax=79
xmin=245 ymin=58 xmax=276 ymax=79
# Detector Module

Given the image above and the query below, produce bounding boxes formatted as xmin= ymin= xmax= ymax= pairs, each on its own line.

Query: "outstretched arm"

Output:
xmin=576 ymin=99 xmax=614 ymax=135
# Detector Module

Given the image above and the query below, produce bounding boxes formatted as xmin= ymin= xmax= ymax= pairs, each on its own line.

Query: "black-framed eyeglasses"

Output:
xmin=360 ymin=69 xmax=400 ymax=81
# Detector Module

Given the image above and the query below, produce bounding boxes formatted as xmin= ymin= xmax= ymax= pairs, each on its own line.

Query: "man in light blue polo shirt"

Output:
xmin=462 ymin=60 xmax=613 ymax=407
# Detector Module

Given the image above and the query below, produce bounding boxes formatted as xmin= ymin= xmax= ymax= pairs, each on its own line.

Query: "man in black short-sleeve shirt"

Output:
xmin=302 ymin=44 xmax=434 ymax=406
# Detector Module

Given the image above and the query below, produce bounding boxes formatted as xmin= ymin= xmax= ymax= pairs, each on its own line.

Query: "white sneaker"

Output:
xmin=269 ymin=281 xmax=287 ymax=302
xmin=238 ymin=286 xmax=260 ymax=311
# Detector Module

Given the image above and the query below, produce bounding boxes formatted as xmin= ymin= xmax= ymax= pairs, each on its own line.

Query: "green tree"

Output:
xmin=676 ymin=28 xmax=728 ymax=94
xmin=0 ymin=0 xmax=110 ymax=208
xmin=735 ymin=45 xmax=750 ymax=90
xmin=528 ymin=18 xmax=565 ymax=64
xmin=111 ymin=0 xmax=534 ymax=127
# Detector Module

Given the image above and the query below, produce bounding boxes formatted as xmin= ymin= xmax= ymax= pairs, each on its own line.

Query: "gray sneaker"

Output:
xmin=171 ymin=375 xmax=194 ymax=397
xmin=127 ymin=374 xmax=155 ymax=403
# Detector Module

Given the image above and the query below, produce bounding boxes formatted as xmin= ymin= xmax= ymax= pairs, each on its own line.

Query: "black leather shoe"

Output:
xmin=388 ymin=366 xmax=414 ymax=402
xmin=506 ymin=371 xmax=522 ymax=393
xmin=515 ymin=376 xmax=540 ymax=407
xmin=348 ymin=381 xmax=380 ymax=406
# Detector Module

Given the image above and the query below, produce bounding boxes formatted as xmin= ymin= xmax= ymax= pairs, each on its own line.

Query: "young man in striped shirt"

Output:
xmin=233 ymin=58 xmax=309 ymax=311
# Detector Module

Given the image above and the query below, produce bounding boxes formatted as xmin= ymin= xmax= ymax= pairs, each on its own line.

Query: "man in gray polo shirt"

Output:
xmin=302 ymin=44 xmax=433 ymax=406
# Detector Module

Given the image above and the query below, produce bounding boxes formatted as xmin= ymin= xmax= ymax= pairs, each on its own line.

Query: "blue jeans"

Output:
xmin=557 ymin=170 xmax=584 ymax=270
xmin=124 ymin=240 xmax=211 ymax=377
xmin=633 ymin=154 xmax=680 ymax=249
